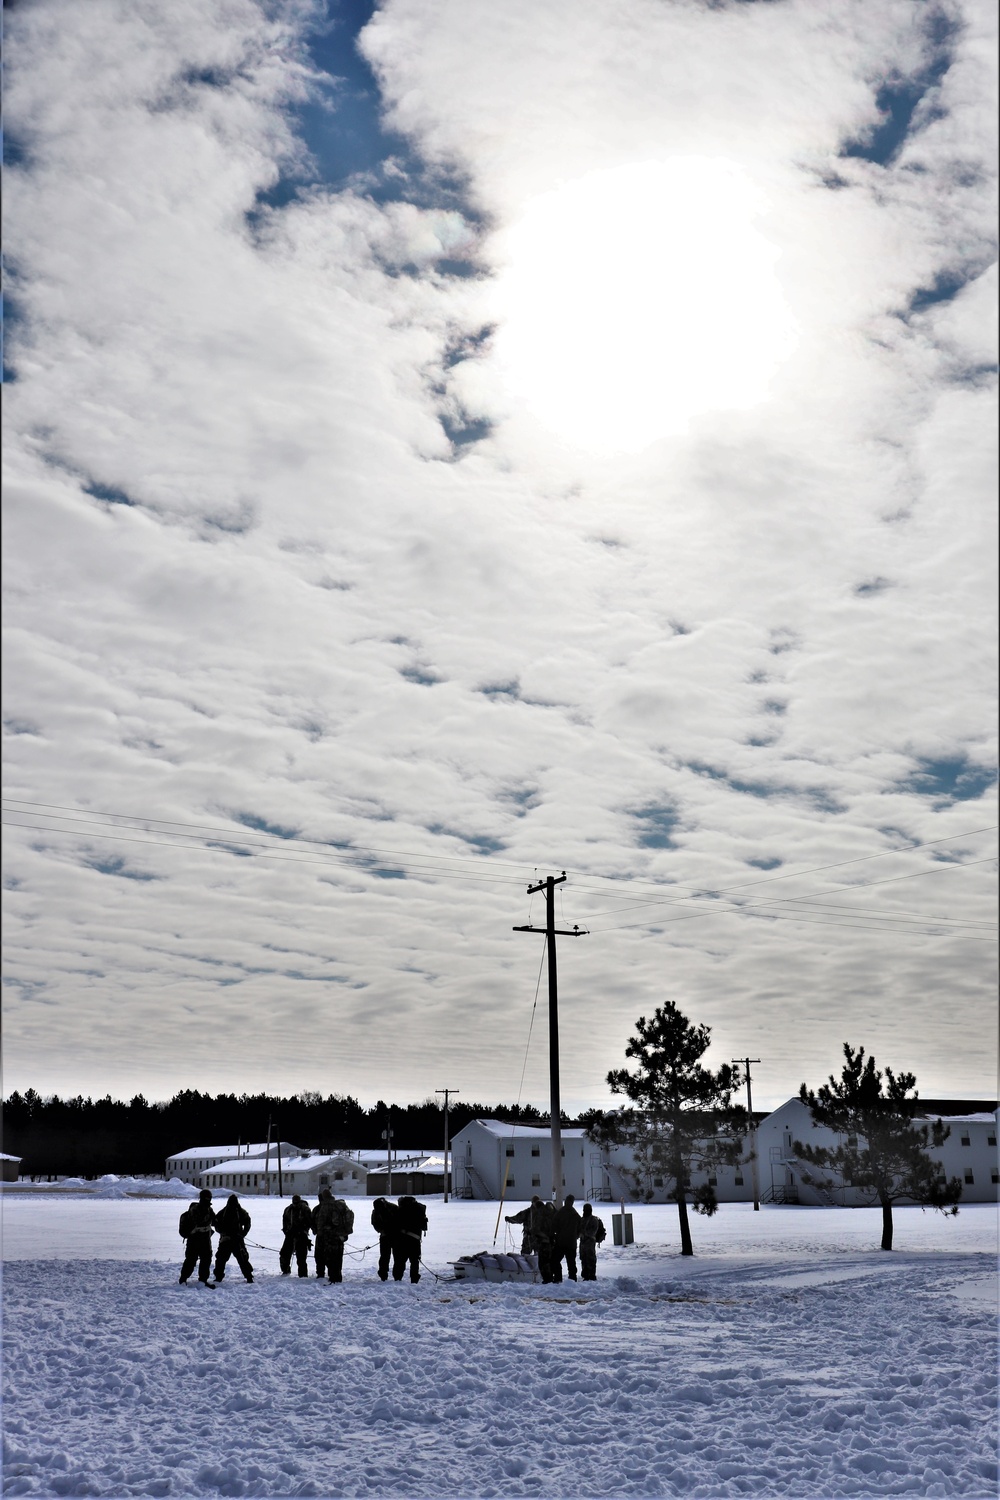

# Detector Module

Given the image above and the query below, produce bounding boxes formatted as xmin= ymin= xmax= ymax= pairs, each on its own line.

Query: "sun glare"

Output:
xmin=490 ymin=159 xmax=797 ymax=455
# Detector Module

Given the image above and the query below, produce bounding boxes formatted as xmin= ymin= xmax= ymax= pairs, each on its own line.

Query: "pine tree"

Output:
xmin=795 ymin=1044 xmax=962 ymax=1250
xmin=586 ymin=1001 xmax=745 ymax=1256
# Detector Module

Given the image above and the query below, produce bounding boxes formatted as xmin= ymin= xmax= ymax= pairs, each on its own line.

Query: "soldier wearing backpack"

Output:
xmin=552 ymin=1195 xmax=583 ymax=1283
xmin=530 ymin=1199 xmax=557 ymax=1284
xmin=280 ymin=1194 xmax=313 ymax=1277
xmin=370 ymin=1196 xmax=400 ymax=1281
xmin=213 ymin=1194 xmax=254 ymax=1283
xmin=578 ymin=1202 xmax=606 ymax=1280
xmin=392 ymin=1195 xmax=428 ymax=1283
xmin=315 ymin=1188 xmax=354 ymax=1283
xmin=178 ymin=1189 xmax=216 ymax=1285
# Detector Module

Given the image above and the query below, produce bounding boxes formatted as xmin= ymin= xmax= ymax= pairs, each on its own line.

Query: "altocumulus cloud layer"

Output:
xmin=2 ymin=0 xmax=997 ymax=1110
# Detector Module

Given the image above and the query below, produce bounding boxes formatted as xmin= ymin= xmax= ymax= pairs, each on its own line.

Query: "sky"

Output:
xmin=2 ymin=0 xmax=997 ymax=1117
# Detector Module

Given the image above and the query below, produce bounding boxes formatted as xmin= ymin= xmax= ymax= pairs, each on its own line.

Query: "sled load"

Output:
xmin=451 ymin=1251 xmax=539 ymax=1283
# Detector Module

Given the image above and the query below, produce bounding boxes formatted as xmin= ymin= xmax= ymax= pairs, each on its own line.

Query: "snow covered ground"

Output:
xmin=2 ymin=1186 xmax=997 ymax=1499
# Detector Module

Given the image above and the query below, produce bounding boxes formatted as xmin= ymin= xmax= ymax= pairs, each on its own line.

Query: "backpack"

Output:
xmin=371 ymin=1199 xmax=397 ymax=1234
xmin=397 ymin=1196 xmax=428 ymax=1234
xmin=331 ymin=1201 xmax=354 ymax=1237
xmin=594 ymin=1219 xmax=606 ymax=1244
xmin=178 ymin=1207 xmax=194 ymax=1238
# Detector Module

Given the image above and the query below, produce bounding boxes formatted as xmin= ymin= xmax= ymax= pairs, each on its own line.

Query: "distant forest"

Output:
xmin=1 ymin=1089 xmax=576 ymax=1178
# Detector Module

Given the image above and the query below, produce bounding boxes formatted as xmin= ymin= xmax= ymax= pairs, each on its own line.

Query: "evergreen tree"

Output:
xmin=795 ymin=1044 xmax=962 ymax=1250
xmin=586 ymin=1001 xmax=746 ymax=1256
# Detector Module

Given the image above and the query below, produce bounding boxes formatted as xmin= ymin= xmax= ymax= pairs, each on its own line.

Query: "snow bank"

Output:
xmin=3 ymin=1175 xmax=198 ymax=1199
xmin=2 ymin=1202 xmax=996 ymax=1498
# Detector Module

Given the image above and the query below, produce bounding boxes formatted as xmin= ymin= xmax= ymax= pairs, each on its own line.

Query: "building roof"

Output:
xmin=167 ymin=1143 xmax=286 ymax=1161
xmin=199 ymin=1151 xmax=362 ymax=1175
xmin=462 ymin=1119 xmax=588 ymax=1140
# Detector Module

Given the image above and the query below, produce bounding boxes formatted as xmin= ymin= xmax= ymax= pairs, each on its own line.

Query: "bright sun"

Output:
xmin=489 ymin=159 xmax=797 ymax=456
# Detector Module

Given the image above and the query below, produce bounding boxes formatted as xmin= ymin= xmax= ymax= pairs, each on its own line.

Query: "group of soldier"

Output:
xmin=179 ymin=1186 xmax=606 ymax=1287
xmin=177 ymin=1187 xmax=429 ymax=1286
xmin=504 ymin=1194 xmax=607 ymax=1282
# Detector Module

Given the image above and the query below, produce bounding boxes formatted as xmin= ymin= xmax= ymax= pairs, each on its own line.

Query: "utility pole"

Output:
xmin=514 ymin=872 xmax=587 ymax=1209
xmin=382 ymin=1112 xmax=394 ymax=1197
xmin=436 ymin=1088 xmax=459 ymax=1202
xmin=732 ymin=1057 xmax=761 ymax=1211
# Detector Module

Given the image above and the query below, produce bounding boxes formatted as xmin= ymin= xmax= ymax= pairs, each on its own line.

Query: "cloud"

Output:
xmin=2 ymin=0 xmax=996 ymax=1111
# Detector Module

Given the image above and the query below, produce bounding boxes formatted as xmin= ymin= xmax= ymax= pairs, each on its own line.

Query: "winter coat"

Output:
xmin=554 ymin=1203 xmax=582 ymax=1248
xmin=530 ymin=1201 xmax=557 ymax=1247
xmin=396 ymin=1197 xmax=428 ymax=1235
xmin=216 ymin=1198 xmax=251 ymax=1241
xmin=579 ymin=1212 xmax=606 ymax=1246
xmin=179 ymin=1200 xmax=215 ymax=1238
xmin=316 ymin=1196 xmax=354 ymax=1241
xmin=282 ymin=1200 xmax=312 ymax=1236
xmin=371 ymin=1198 xmax=400 ymax=1235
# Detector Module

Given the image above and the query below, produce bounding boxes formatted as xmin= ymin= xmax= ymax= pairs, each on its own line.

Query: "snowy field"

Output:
xmin=2 ymin=1186 xmax=997 ymax=1500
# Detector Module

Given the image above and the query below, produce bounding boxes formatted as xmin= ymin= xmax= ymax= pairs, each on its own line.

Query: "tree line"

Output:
xmin=0 ymin=1089 xmax=566 ymax=1178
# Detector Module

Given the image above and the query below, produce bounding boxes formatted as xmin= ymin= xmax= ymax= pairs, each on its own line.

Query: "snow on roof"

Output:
xmin=0 ymin=1153 xmax=22 ymax=1162
xmin=468 ymin=1119 xmax=587 ymax=1140
xmin=199 ymin=1152 xmax=364 ymax=1175
xmin=353 ymin=1148 xmax=442 ymax=1165
xmin=914 ymin=1112 xmax=997 ymax=1124
xmin=167 ymin=1143 xmax=279 ymax=1161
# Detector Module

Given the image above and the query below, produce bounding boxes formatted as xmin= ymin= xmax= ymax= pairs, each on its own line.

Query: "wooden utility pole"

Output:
xmin=436 ymin=1088 xmax=459 ymax=1202
xmin=514 ymin=872 xmax=587 ymax=1208
xmin=382 ymin=1110 xmax=395 ymax=1197
xmin=733 ymin=1057 xmax=761 ymax=1210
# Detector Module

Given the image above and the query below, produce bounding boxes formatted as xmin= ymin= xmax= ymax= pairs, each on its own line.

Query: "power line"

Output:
xmin=572 ymin=825 xmax=999 ymax=914
xmin=4 ymin=799 xmax=995 ymax=900
xmin=3 ymin=801 xmax=994 ymax=938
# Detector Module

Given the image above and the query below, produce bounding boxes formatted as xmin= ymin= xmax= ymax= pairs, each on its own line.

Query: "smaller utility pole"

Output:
xmin=733 ymin=1058 xmax=761 ymax=1211
xmin=436 ymin=1088 xmax=460 ymax=1202
xmin=382 ymin=1113 xmax=394 ymax=1197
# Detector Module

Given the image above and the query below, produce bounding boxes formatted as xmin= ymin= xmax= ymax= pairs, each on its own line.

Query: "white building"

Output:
xmin=756 ymin=1097 xmax=999 ymax=1207
xmin=450 ymin=1120 xmax=590 ymax=1201
xmin=199 ymin=1151 xmax=367 ymax=1197
xmin=164 ymin=1143 xmax=300 ymax=1185
xmin=451 ymin=1102 xmax=998 ymax=1207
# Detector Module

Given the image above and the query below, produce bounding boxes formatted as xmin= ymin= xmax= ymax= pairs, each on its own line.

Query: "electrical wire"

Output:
xmin=3 ymin=801 xmax=994 ymax=937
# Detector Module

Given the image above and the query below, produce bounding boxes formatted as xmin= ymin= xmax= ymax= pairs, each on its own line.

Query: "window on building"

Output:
xmin=532 ymin=1175 xmax=540 ymax=1187
xmin=334 ymin=1171 xmax=344 ymax=1180
xmin=319 ymin=1175 xmax=329 ymax=1186
xmin=653 ymin=1176 xmax=663 ymax=1187
xmin=961 ymin=1134 xmax=971 ymax=1146
xmin=708 ymin=1175 xmax=718 ymax=1186
xmin=508 ymin=1177 xmax=515 ymax=1187
xmin=735 ymin=1175 xmax=744 ymax=1186
xmin=531 ymin=1147 xmax=540 ymax=1157
xmin=988 ymin=1134 xmax=996 ymax=1146
xmin=561 ymin=1148 xmax=565 ymax=1157
xmin=505 ymin=1146 xmax=515 ymax=1157
xmin=964 ymin=1170 xmax=975 ymax=1184
xmin=992 ymin=1171 xmax=999 ymax=1185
